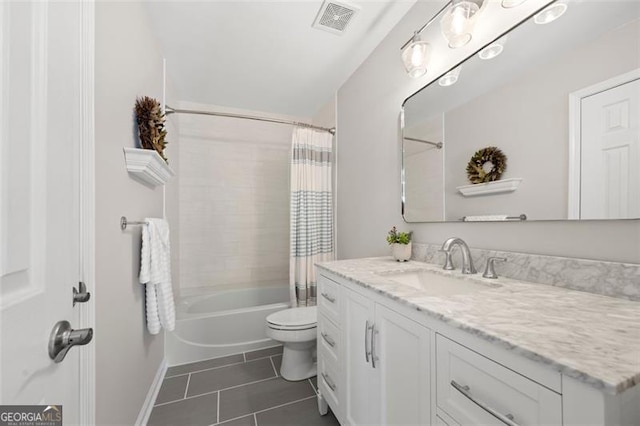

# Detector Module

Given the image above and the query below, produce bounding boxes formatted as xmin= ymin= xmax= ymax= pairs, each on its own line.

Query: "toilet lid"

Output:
xmin=267 ymin=306 xmax=317 ymax=329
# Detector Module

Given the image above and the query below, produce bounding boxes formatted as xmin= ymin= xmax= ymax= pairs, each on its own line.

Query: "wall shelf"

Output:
xmin=123 ymin=147 xmax=175 ymax=187
xmin=457 ymin=178 xmax=522 ymax=197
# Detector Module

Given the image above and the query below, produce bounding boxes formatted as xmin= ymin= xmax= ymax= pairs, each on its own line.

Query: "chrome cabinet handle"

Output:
xmin=364 ymin=320 xmax=372 ymax=363
xmin=321 ymin=332 xmax=336 ymax=347
xmin=322 ymin=372 xmax=336 ymax=391
xmin=321 ymin=292 xmax=336 ymax=303
xmin=451 ymin=380 xmax=520 ymax=426
xmin=371 ymin=324 xmax=379 ymax=368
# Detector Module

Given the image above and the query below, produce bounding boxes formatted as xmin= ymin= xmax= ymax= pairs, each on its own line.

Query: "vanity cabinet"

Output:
xmin=317 ymin=268 xmax=640 ymax=426
xmin=318 ymin=274 xmax=431 ymax=426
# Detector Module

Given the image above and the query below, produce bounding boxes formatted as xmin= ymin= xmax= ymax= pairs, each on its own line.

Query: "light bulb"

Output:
xmin=450 ymin=6 xmax=468 ymax=34
xmin=402 ymin=33 xmax=431 ymax=78
xmin=534 ymin=3 xmax=567 ymax=25
xmin=410 ymin=44 xmax=426 ymax=66
xmin=439 ymin=66 xmax=462 ymax=87
xmin=478 ymin=36 xmax=507 ymax=60
xmin=501 ymin=0 xmax=527 ymax=8
xmin=440 ymin=0 xmax=483 ymax=49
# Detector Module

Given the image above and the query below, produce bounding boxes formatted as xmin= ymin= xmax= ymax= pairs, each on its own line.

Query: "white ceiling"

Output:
xmin=144 ymin=0 xmax=417 ymax=117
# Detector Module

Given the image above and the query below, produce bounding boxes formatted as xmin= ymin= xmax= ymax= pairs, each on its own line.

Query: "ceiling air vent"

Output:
xmin=312 ymin=0 xmax=360 ymax=35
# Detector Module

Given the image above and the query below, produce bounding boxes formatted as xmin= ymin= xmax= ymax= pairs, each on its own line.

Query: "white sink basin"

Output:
xmin=379 ymin=270 xmax=499 ymax=296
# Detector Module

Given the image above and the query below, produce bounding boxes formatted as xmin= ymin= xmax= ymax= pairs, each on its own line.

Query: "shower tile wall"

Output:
xmin=178 ymin=104 xmax=299 ymax=293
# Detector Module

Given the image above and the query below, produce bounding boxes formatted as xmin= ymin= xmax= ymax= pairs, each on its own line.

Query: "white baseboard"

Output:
xmin=136 ymin=358 xmax=168 ymax=426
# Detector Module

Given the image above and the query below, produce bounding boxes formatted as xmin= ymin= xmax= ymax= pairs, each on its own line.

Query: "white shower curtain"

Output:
xmin=289 ymin=127 xmax=334 ymax=307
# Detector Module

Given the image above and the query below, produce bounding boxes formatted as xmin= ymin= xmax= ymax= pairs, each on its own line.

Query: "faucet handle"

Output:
xmin=483 ymin=257 xmax=507 ymax=279
xmin=439 ymin=249 xmax=455 ymax=270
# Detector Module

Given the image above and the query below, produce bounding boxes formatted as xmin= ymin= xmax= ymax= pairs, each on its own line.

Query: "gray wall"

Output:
xmin=95 ymin=3 xmax=178 ymax=424
xmin=336 ymin=1 xmax=640 ymax=264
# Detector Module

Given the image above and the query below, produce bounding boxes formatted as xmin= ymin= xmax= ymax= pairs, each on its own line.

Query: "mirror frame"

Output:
xmin=400 ymin=1 xmax=640 ymax=224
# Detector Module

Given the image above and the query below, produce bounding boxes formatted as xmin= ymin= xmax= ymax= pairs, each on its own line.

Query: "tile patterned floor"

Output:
xmin=148 ymin=346 xmax=340 ymax=426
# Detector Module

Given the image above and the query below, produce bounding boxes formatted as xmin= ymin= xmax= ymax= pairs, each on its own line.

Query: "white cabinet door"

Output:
xmin=343 ymin=286 xmax=432 ymax=426
xmin=343 ymin=288 xmax=377 ymax=426
xmin=374 ymin=303 xmax=431 ymax=426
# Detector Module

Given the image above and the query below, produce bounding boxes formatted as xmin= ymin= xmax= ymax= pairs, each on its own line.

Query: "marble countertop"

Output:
xmin=316 ymin=257 xmax=640 ymax=395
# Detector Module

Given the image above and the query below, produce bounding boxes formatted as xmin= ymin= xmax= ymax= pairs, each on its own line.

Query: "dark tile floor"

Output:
xmin=148 ymin=346 xmax=339 ymax=426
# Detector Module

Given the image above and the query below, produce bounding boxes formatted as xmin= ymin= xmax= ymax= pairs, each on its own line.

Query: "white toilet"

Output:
xmin=266 ymin=306 xmax=317 ymax=381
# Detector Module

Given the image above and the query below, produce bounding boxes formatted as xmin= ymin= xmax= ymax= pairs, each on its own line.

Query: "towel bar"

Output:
xmin=461 ymin=214 xmax=527 ymax=222
xmin=120 ymin=216 xmax=147 ymax=230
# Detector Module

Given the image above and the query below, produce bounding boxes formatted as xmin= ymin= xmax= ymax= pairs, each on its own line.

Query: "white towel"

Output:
xmin=463 ymin=215 xmax=509 ymax=222
xmin=139 ymin=218 xmax=176 ymax=334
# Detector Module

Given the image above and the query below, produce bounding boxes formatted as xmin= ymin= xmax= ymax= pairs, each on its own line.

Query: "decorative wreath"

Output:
xmin=466 ymin=146 xmax=507 ymax=184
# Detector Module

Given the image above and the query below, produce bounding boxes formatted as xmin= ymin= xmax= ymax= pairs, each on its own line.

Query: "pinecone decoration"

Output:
xmin=135 ymin=96 xmax=168 ymax=162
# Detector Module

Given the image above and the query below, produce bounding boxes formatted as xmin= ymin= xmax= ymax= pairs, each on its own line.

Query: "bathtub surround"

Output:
xmin=178 ymin=102 xmax=305 ymax=293
xmin=290 ymin=128 xmax=335 ymax=306
xmin=336 ymin=0 xmax=640 ymax=264
xmin=411 ymin=243 xmax=640 ymax=302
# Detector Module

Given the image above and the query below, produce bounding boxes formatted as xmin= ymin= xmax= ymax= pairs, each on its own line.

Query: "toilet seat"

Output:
xmin=267 ymin=306 xmax=317 ymax=331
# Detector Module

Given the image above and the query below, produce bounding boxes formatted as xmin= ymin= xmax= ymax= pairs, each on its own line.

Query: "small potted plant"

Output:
xmin=386 ymin=226 xmax=412 ymax=262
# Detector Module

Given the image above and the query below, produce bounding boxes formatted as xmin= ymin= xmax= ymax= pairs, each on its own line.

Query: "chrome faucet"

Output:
xmin=440 ymin=237 xmax=477 ymax=274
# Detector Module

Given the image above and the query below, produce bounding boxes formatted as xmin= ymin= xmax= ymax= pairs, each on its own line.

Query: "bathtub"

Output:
xmin=166 ymin=286 xmax=290 ymax=366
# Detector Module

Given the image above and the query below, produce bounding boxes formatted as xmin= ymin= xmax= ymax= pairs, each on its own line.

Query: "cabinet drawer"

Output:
xmin=318 ymin=275 xmax=341 ymax=325
xmin=318 ymin=352 xmax=341 ymax=414
xmin=318 ymin=313 xmax=340 ymax=363
xmin=436 ymin=335 xmax=561 ymax=426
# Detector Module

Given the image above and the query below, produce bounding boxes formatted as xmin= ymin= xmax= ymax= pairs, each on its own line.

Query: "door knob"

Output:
xmin=73 ymin=281 xmax=91 ymax=306
xmin=48 ymin=320 xmax=93 ymax=363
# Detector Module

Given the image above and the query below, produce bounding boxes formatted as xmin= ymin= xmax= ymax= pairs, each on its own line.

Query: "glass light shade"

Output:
xmin=402 ymin=36 xmax=431 ymax=78
xmin=439 ymin=66 xmax=462 ymax=87
xmin=501 ymin=0 xmax=527 ymax=8
xmin=478 ymin=36 xmax=507 ymax=60
xmin=440 ymin=0 xmax=482 ymax=49
xmin=534 ymin=3 xmax=567 ymax=25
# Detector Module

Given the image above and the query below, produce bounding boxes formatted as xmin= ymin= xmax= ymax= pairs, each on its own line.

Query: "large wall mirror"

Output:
xmin=402 ymin=1 xmax=640 ymax=223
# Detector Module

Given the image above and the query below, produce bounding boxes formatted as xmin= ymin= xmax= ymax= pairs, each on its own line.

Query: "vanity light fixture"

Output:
xmin=440 ymin=0 xmax=484 ymax=49
xmin=501 ymin=0 xmax=527 ymax=8
xmin=401 ymin=31 xmax=431 ymax=78
xmin=439 ymin=66 xmax=462 ymax=86
xmin=533 ymin=2 xmax=568 ymax=25
xmin=478 ymin=36 xmax=507 ymax=60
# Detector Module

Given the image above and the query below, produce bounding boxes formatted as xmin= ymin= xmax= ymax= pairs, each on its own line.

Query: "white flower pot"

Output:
xmin=391 ymin=242 xmax=412 ymax=262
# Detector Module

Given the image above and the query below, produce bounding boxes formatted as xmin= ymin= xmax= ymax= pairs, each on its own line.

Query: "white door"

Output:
xmin=343 ymin=288 xmax=377 ymax=426
xmin=1 ymin=2 xmax=92 ymax=423
xmin=580 ymin=78 xmax=640 ymax=219
xmin=374 ymin=304 xmax=431 ymax=425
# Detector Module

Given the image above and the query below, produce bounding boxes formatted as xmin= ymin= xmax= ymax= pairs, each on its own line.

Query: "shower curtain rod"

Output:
xmin=165 ymin=106 xmax=336 ymax=135
xmin=404 ymin=136 xmax=443 ymax=149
